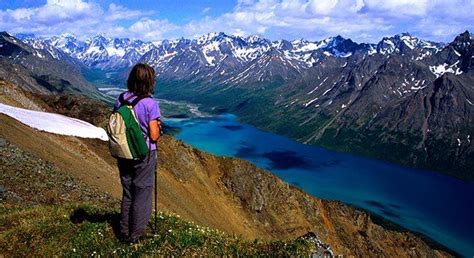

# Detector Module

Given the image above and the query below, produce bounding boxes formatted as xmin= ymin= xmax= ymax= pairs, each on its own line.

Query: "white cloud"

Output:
xmin=364 ymin=0 xmax=429 ymax=16
xmin=0 ymin=0 xmax=160 ymax=39
xmin=201 ymin=7 xmax=211 ymax=15
xmin=106 ymin=3 xmax=152 ymax=21
xmin=128 ymin=18 xmax=179 ymax=40
xmin=47 ymin=0 xmax=93 ymax=9
xmin=0 ymin=0 xmax=472 ymax=42
xmin=180 ymin=0 xmax=473 ymax=42
xmin=307 ymin=0 xmax=339 ymax=15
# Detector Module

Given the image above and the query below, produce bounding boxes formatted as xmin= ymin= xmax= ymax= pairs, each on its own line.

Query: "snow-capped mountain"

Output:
xmin=18 ymin=32 xmax=445 ymax=75
xmin=375 ymin=33 xmax=444 ymax=56
xmin=22 ymin=33 xmax=155 ymax=70
xmin=12 ymin=31 xmax=459 ymax=99
xmin=16 ymin=31 xmax=463 ymax=96
xmin=150 ymin=31 xmax=472 ymax=181
xmin=45 ymin=33 xmax=85 ymax=55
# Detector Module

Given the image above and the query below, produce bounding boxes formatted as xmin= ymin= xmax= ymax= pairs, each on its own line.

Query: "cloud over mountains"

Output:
xmin=0 ymin=0 xmax=472 ymax=42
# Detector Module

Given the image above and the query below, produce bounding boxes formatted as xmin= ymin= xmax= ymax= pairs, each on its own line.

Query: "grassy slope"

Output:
xmin=0 ymin=141 xmax=314 ymax=256
xmin=0 ymin=204 xmax=314 ymax=256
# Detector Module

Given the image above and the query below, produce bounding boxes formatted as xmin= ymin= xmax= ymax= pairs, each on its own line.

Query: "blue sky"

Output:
xmin=0 ymin=0 xmax=472 ymax=43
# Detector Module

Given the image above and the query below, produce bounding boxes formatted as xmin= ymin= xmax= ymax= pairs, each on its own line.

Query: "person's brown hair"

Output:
xmin=127 ymin=63 xmax=156 ymax=97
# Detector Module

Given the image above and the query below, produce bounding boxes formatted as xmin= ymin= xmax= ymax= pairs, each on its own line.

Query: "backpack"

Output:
xmin=107 ymin=93 xmax=150 ymax=160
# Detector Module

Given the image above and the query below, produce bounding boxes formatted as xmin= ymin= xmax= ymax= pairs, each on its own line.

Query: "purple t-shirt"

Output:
xmin=114 ymin=91 xmax=161 ymax=151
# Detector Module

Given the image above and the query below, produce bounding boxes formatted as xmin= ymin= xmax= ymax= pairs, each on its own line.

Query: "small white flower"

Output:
xmin=168 ymin=229 xmax=172 ymax=233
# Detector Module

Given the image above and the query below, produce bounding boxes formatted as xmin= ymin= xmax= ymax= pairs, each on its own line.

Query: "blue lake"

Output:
xmin=166 ymin=114 xmax=474 ymax=257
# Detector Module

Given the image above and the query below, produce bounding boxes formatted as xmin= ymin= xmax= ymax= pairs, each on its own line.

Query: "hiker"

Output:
xmin=109 ymin=63 xmax=161 ymax=243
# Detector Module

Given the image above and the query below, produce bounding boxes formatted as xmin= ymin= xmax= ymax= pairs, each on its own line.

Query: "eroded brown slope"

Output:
xmin=0 ymin=112 xmax=450 ymax=257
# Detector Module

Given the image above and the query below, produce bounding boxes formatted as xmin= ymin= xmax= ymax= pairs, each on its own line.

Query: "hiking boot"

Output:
xmin=129 ymin=234 xmax=155 ymax=244
xmin=118 ymin=233 xmax=129 ymax=244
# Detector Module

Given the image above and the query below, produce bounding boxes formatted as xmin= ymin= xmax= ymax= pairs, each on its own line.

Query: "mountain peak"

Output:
xmin=59 ymin=32 xmax=76 ymax=39
xmin=1 ymin=31 xmax=12 ymax=37
xmin=455 ymin=30 xmax=472 ymax=41
xmin=246 ymin=34 xmax=266 ymax=43
xmin=326 ymin=35 xmax=349 ymax=46
xmin=395 ymin=32 xmax=413 ymax=37
xmin=86 ymin=34 xmax=111 ymax=46
xmin=93 ymin=33 xmax=109 ymax=40
xmin=291 ymin=38 xmax=307 ymax=44
xmin=450 ymin=30 xmax=473 ymax=53
xmin=196 ymin=32 xmax=226 ymax=44
xmin=375 ymin=32 xmax=443 ymax=54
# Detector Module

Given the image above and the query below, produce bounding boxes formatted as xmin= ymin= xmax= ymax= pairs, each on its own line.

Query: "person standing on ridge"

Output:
xmin=112 ymin=63 xmax=161 ymax=243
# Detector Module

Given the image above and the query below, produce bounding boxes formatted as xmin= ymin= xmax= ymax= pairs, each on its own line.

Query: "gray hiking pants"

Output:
xmin=117 ymin=150 xmax=157 ymax=239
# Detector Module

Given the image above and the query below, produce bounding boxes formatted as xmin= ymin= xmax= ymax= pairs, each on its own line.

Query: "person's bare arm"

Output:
xmin=149 ymin=120 xmax=161 ymax=142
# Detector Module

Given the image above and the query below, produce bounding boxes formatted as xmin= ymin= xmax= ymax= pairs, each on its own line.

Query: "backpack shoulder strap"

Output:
xmin=119 ymin=92 xmax=145 ymax=107
xmin=118 ymin=92 xmax=125 ymax=106
xmin=118 ymin=92 xmax=131 ymax=106
xmin=130 ymin=95 xmax=152 ymax=107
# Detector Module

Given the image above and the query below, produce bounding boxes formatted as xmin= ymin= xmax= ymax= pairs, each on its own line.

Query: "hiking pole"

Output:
xmin=153 ymin=122 xmax=163 ymax=236
xmin=154 ymin=158 xmax=158 ymax=235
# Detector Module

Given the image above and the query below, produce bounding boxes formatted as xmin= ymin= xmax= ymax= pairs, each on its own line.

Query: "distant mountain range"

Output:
xmin=3 ymin=30 xmax=474 ymax=180
xmin=15 ymin=31 xmax=445 ymax=78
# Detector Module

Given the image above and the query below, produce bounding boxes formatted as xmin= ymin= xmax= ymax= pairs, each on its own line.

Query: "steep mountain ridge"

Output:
xmin=0 ymin=32 xmax=97 ymax=95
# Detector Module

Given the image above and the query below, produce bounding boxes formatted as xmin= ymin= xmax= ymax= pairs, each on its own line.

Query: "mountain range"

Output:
xmin=16 ymin=31 xmax=445 ymax=78
xmin=5 ymin=30 xmax=474 ymax=180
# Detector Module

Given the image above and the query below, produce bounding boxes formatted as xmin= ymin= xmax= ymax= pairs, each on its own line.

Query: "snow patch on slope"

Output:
xmin=0 ymin=103 xmax=108 ymax=141
xmin=429 ymin=61 xmax=463 ymax=78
